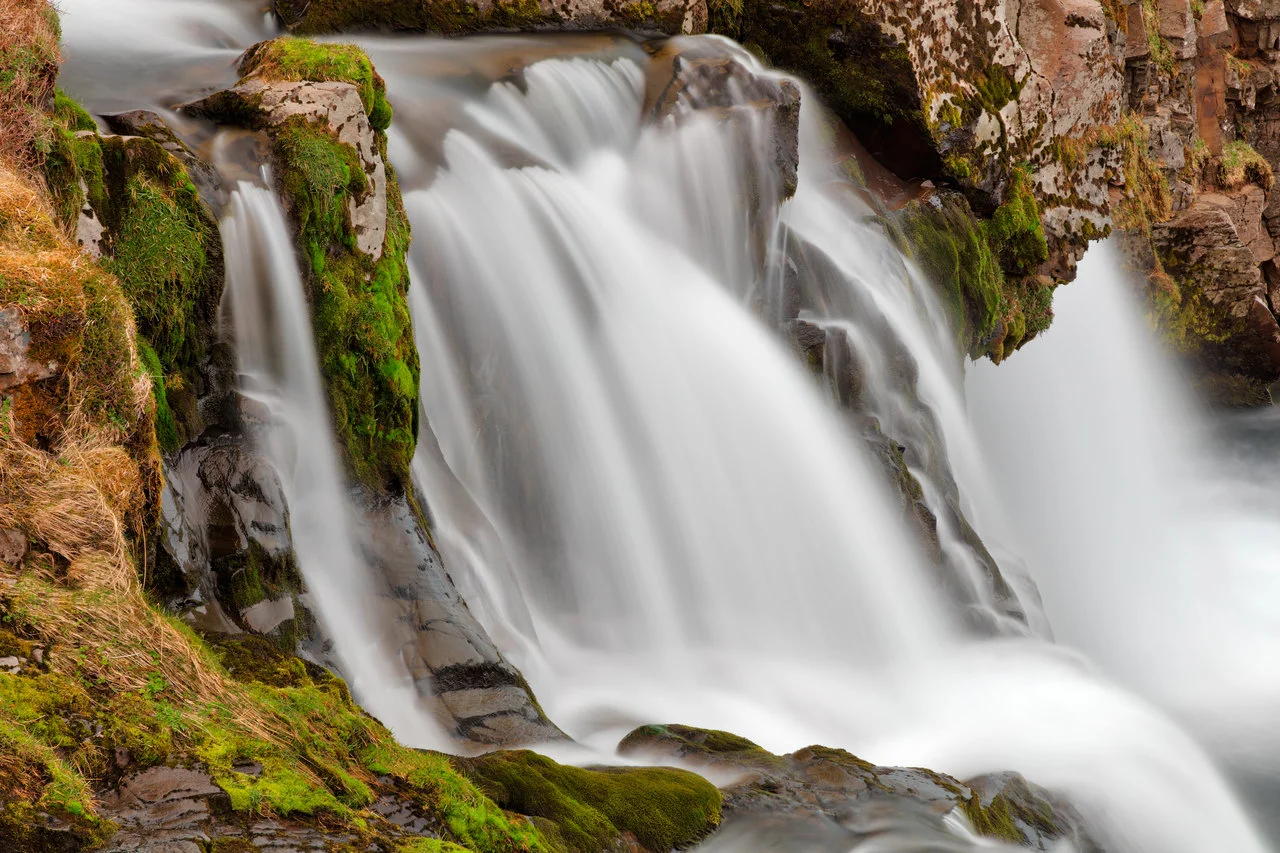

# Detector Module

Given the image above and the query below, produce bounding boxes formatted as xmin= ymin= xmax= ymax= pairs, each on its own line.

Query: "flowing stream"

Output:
xmin=54 ymin=2 xmax=1280 ymax=851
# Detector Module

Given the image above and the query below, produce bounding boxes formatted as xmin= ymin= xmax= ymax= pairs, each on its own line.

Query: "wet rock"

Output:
xmin=0 ymin=307 xmax=56 ymax=393
xmin=95 ymin=766 xmax=388 ymax=852
xmin=159 ymin=433 xmax=300 ymax=641
xmin=649 ymin=49 xmax=801 ymax=201
xmin=354 ymin=490 xmax=565 ymax=745
xmin=618 ymin=725 xmax=1102 ymax=851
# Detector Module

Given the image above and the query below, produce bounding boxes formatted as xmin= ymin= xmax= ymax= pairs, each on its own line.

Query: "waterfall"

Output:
xmin=372 ymin=43 xmax=1272 ymax=853
xmin=220 ymin=181 xmax=449 ymax=749
xmin=966 ymin=241 xmax=1280 ymax=833
xmin=49 ymin=4 xmax=1279 ymax=850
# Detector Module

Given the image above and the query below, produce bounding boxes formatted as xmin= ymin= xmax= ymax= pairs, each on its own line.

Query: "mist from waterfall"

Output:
xmin=221 ymin=181 xmax=449 ymax=749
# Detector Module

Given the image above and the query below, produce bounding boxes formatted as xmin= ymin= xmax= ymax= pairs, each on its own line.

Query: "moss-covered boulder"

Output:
xmin=618 ymin=724 xmax=1100 ymax=852
xmin=183 ymin=38 xmax=419 ymax=490
xmin=457 ymin=749 xmax=722 ymax=853
xmin=897 ymin=184 xmax=1054 ymax=363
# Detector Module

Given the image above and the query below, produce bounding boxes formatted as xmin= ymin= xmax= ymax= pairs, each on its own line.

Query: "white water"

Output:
xmin=221 ymin=181 xmax=449 ymax=749
xmin=386 ymin=44 xmax=1272 ymax=853
xmin=967 ymin=241 xmax=1280 ymax=784
xmin=49 ymin=3 xmax=1279 ymax=849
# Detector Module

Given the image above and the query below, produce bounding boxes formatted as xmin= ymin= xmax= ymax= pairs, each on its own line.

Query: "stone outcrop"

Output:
xmin=647 ymin=44 xmax=802 ymax=202
xmin=618 ymin=724 xmax=1103 ymax=852
xmin=186 ymin=78 xmax=389 ymax=258
xmin=0 ymin=307 xmax=56 ymax=393
xmin=174 ymin=41 xmax=560 ymax=746
xmin=272 ymin=0 xmax=709 ymax=37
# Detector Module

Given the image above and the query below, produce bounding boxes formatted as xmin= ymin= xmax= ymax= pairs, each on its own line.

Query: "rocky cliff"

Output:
xmin=272 ymin=0 xmax=1280 ymax=403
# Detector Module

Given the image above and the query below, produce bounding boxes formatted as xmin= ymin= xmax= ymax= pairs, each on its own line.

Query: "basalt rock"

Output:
xmin=1150 ymin=197 xmax=1280 ymax=402
xmin=618 ymin=724 xmax=1103 ymax=852
xmin=351 ymin=488 xmax=565 ymax=744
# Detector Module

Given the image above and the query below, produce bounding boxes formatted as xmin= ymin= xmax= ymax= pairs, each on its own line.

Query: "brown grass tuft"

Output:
xmin=0 ymin=0 xmax=63 ymax=167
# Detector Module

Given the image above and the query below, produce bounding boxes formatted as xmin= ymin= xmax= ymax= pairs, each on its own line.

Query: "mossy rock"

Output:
xmin=897 ymin=185 xmax=1054 ymax=362
xmin=42 ymin=96 xmax=224 ymax=454
xmin=456 ymin=749 xmax=722 ymax=853
xmin=240 ymin=37 xmax=394 ymax=130
xmin=193 ymin=40 xmax=421 ymax=489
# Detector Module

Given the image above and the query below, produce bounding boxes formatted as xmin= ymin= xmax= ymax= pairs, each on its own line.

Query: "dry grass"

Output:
xmin=0 ymin=160 xmax=277 ymax=741
xmin=0 ymin=0 xmax=62 ymax=167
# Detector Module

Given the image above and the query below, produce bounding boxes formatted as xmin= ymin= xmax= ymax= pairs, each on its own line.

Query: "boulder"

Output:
xmin=618 ymin=724 xmax=1103 ymax=851
xmin=103 ymin=110 xmax=225 ymax=207
xmin=184 ymin=78 xmax=388 ymax=258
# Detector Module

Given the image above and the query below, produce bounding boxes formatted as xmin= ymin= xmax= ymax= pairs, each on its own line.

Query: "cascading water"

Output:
xmin=220 ymin=180 xmax=448 ymax=749
xmin=52 ymin=2 xmax=1280 ymax=850
xmin=369 ymin=40 xmax=1272 ymax=853
xmin=966 ymin=241 xmax=1280 ymax=838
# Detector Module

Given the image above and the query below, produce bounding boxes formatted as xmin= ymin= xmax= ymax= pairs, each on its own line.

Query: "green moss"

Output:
xmin=985 ymin=166 xmax=1048 ymax=275
xmin=272 ymin=115 xmax=419 ymax=488
xmin=215 ymin=539 xmax=301 ymax=621
xmin=963 ymin=793 xmax=1024 ymax=844
xmin=899 ymin=192 xmax=1004 ymax=355
xmin=52 ymin=89 xmax=96 ymax=132
xmin=241 ymin=38 xmax=393 ymax=131
xmin=458 ymin=749 xmax=721 ymax=853
xmin=137 ymin=337 xmax=178 ymax=453
xmin=77 ymin=268 xmax=144 ymax=432
xmin=398 ymin=840 xmax=474 ymax=853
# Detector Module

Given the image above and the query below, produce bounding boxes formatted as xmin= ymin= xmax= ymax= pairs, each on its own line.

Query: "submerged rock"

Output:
xmin=649 ymin=47 xmax=802 ymax=201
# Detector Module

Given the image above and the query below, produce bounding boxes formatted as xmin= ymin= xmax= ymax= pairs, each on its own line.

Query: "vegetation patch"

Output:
xmin=241 ymin=37 xmax=394 ymax=130
xmin=458 ymin=749 xmax=722 ymax=853
xmin=39 ymin=93 xmax=223 ymax=453
xmin=1216 ymin=139 xmax=1273 ymax=191
xmin=0 ymin=1 xmax=62 ymax=167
